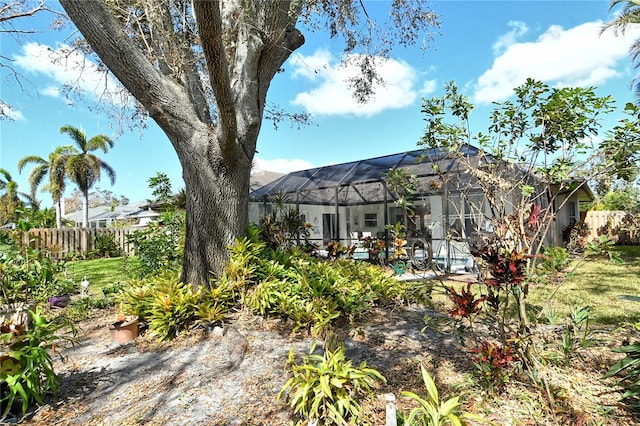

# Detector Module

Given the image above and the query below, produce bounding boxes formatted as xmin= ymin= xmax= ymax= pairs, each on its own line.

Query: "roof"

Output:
xmin=249 ymin=145 xmax=484 ymax=205
xmin=250 ymin=170 xmax=284 ymax=192
xmin=63 ymin=201 xmax=152 ymax=223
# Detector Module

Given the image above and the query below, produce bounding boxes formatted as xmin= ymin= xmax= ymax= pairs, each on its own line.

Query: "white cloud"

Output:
xmin=473 ymin=21 xmax=640 ymax=104
xmin=290 ymin=49 xmax=428 ymax=117
xmin=492 ymin=21 xmax=529 ymax=55
xmin=253 ymin=157 xmax=314 ymax=173
xmin=12 ymin=42 xmax=129 ymax=106
xmin=0 ymin=101 xmax=25 ymax=121
xmin=42 ymin=86 xmax=60 ymax=98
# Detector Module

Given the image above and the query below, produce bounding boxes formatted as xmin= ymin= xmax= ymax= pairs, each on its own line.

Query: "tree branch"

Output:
xmin=59 ymin=0 xmax=199 ymax=145
xmin=192 ymin=0 xmax=237 ymax=160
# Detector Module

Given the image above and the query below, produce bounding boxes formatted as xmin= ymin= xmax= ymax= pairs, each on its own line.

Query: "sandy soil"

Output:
xmin=7 ymin=299 xmax=640 ymax=426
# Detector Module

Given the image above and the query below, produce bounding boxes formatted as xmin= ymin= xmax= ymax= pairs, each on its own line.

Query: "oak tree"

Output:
xmin=59 ymin=0 xmax=439 ymax=286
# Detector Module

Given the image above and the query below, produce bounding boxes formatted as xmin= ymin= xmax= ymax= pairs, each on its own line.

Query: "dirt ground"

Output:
xmin=7 ymin=289 xmax=640 ymax=426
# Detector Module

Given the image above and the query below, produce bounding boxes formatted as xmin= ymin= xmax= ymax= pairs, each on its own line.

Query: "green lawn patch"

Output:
xmin=64 ymin=257 xmax=132 ymax=295
xmin=529 ymin=246 xmax=640 ymax=327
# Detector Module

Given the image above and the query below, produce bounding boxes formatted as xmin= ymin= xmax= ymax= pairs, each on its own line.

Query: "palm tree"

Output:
xmin=18 ymin=145 xmax=78 ymax=229
xmin=59 ymin=125 xmax=116 ymax=228
xmin=603 ymin=0 xmax=640 ymax=99
xmin=0 ymin=168 xmax=36 ymax=225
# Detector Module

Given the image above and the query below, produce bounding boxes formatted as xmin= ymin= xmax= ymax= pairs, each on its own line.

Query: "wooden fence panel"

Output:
xmin=22 ymin=228 xmax=135 ymax=256
xmin=584 ymin=211 xmax=625 ymax=241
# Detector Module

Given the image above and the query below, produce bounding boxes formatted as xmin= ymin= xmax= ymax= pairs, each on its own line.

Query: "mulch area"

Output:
xmin=6 ymin=278 xmax=640 ymax=425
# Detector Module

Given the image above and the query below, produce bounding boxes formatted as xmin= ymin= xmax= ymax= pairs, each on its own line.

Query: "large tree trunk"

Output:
xmin=177 ymin=127 xmax=252 ymax=284
xmin=60 ymin=0 xmax=304 ymax=287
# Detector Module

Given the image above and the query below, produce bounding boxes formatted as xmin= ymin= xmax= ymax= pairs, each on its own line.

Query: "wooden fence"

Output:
xmin=22 ymin=228 xmax=135 ymax=256
xmin=583 ymin=210 xmax=640 ymax=244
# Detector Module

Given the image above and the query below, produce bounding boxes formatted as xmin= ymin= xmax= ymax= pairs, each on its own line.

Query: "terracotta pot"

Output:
xmin=108 ymin=316 xmax=139 ymax=344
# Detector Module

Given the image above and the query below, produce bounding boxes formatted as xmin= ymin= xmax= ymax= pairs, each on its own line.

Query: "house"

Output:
xmin=63 ymin=201 xmax=162 ymax=228
xmin=249 ymin=145 xmax=594 ymax=267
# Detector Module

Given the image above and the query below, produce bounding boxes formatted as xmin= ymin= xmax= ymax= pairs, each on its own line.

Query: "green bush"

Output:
xmin=117 ymin=274 xmax=231 ymax=341
xmin=92 ymin=233 xmax=122 ymax=258
xmin=228 ymin=234 xmax=429 ymax=336
xmin=278 ymin=340 xmax=385 ymax=426
xmin=64 ymin=296 xmax=115 ymax=322
xmin=0 ymin=245 xmax=73 ymax=305
xmin=0 ymin=308 xmax=72 ymax=418
xmin=126 ymin=211 xmax=185 ymax=277
xmin=539 ymin=246 xmax=570 ymax=274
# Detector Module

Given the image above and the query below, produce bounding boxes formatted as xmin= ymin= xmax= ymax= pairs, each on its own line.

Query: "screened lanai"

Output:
xmin=249 ymin=145 xmax=495 ymax=271
xmin=248 ymin=144 xmax=588 ymax=270
xmin=250 ymin=144 xmax=483 ymax=207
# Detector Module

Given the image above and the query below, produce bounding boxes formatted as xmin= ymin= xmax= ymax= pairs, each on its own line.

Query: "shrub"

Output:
xmin=538 ymin=246 xmax=570 ymax=274
xmin=117 ymin=274 xmax=231 ymax=341
xmin=472 ymin=340 xmax=519 ymax=394
xmin=92 ymin=233 xmax=121 ymax=258
xmin=0 ymin=308 xmax=72 ymax=418
xmin=0 ymin=245 xmax=72 ymax=305
xmin=562 ymin=221 xmax=590 ymax=254
xmin=278 ymin=340 xmax=385 ymax=426
xmin=126 ymin=211 xmax=184 ymax=277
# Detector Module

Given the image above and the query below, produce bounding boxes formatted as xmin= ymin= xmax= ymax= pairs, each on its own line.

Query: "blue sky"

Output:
xmin=1 ymin=1 xmax=639 ymax=207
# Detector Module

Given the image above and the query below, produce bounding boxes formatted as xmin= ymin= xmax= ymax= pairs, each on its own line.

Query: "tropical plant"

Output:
xmin=117 ymin=273 xmax=231 ymax=341
xmin=585 ymin=235 xmax=623 ymax=263
xmin=605 ymin=342 xmax=640 ymax=401
xmin=58 ymin=125 xmax=116 ymax=228
xmin=0 ymin=308 xmax=72 ymax=417
xmin=17 ymin=145 xmax=77 ymax=228
xmin=603 ymin=0 xmax=640 ymax=101
xmin=472 ymin=340 xmax=519 ymax=394
xmin=559 ymin=306 xmax=593 ymax=363
xmin=15 ymin=207 xmax=57 ymax=229
xmin=257 ymin=192 xmax=314 ymax=252
xmin=0 ymin=168 xmax=35 ymax=225
xmin=92 ymin=232 xmax=121 ymax=258
xmin=278 ymin=340 xmax=385 ymax=426
xmin=0 ymin=244 xmax=72 ymax=305
xmin=400 ymin=364 xmax=484 ymax=425
xmin=538 ymin=246 xmax=570 ymax=275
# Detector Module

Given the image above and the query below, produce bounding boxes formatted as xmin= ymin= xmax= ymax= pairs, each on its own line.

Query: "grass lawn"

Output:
xmin=528 ymin=245 xmax=640 ymax=327
xmin=62 ymin=246 xmax=640 ymax=327
xmin=64 ymin=257 xmax=132 ymax=294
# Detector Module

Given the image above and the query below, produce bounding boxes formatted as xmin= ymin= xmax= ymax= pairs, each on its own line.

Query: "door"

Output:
xmin=322 ymin=213 xmax=337 ymax=245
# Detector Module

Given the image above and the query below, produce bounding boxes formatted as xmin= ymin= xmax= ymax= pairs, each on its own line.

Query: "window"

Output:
xmin=364 ymin=213 xmax=377 ymax=227
xmin=568 ymin=201 xmax=577 ymax=225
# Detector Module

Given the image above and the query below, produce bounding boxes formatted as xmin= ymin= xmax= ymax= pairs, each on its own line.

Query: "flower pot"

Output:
xmin=108 ymin=316 xmax=139 ymax=344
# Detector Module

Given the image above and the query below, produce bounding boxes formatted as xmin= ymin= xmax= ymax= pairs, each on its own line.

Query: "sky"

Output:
xmin=1 ymin=0 xmax=640 ymax=207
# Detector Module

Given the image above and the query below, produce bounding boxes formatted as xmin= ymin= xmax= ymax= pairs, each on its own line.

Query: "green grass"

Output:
xmin=528 ymin=246 xmax=640 ymax=327
xmin=64 ymin=257 xmax=133 ymax=295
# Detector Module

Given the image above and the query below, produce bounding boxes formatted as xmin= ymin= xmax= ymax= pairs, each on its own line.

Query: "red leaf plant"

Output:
xmin=472 ymin=340 xmax=519 ymax=393
xmin=447 ymin=283 xmax=487 ymax=318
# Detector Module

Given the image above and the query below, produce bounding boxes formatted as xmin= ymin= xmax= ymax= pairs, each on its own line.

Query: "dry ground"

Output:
xmin=8 ymin=280 xmax=640 ymax=426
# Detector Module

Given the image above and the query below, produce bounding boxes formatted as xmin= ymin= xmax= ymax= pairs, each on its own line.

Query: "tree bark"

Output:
xmin=55 ymin=199 xmax=62 ymax=229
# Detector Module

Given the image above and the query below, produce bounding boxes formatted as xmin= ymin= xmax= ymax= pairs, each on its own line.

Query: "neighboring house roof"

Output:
xmin=63 ymin=201 xmax=159 ymax=226
xmin=250 ymin=170 xmax=284 ymax=192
